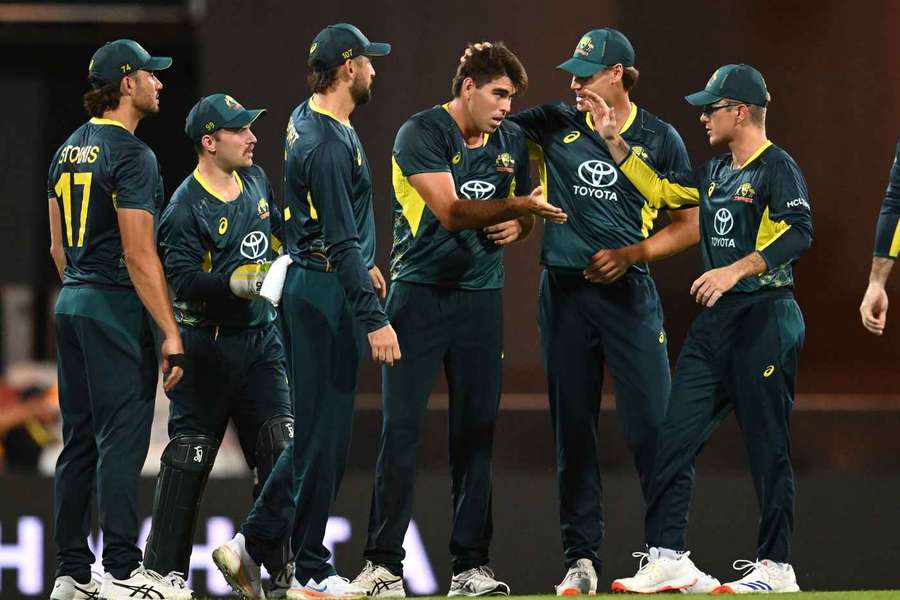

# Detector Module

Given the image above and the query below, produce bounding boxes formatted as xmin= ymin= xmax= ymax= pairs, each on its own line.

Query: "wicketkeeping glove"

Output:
xmin=229 ymin=262 xmax=272 ymax=299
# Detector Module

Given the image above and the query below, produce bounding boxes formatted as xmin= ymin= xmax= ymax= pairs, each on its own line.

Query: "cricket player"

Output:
xmin=587 ymin=64 xmax=812 ymax=594
xmin=211 ymin=23 xmax=398 ymax=600
xmin=141 ymin=93 xmax=293 ymax=594
xmin=490 ymin=29 xmax=704 ymax=594
xmin=353 ymin=43 xmax=566 ymax=598
xmin=47 ymin=39 xmax=190 ymax=600
xmin=860 ymin=139 xmax=900 ymax=334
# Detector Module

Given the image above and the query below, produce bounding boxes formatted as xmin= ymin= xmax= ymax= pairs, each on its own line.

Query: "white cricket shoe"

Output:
xmin=682 ymin=569 xmax=722 ymax=594
xmin=212 ymin=533 xmax=265 ymax=599
xmin=268 ymin=561 xmax=295 ymax=599
xmin=286 ymin=575 xmax=367 ymax=599
xmin=610 ymin=548 xmax=701 ymax=593
xmin=712 ymin=559 xmax=800 ymax=594
xmin=51 ymin=574 xmax=101 ymax=600
xmin=448 ymin=566 xmax=510 ymax=596
xmin=98 ymin=566 xmax=193 ymax=599
xmin=555 ymin=558 xmax=597 ymax=596
xmin=351 ymin=561 xmax=406 ymax=597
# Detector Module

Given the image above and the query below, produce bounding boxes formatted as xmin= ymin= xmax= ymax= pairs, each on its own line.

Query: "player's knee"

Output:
xmin=161 ymin=434 xmax=219 ymax=471
xmin=255 ymin=414 xmax=294 ymax=458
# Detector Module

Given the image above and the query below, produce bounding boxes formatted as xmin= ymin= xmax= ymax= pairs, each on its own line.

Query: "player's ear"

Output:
xmin=119 ymin=74 xmax=135 ymax=98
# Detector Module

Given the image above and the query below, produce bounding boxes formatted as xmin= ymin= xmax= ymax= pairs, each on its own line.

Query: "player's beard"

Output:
xmin=350 ymin=73 xmax=372 ymax=106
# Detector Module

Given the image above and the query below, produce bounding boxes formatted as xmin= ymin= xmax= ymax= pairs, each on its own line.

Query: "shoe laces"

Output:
xmin=461 ymin=566 xmax=497 ymax=584
xmin=732 ymin=559 xmax=774 ymax=581
xmin=565 ymin=563 xmax=593 ymax=582
xmin=275 ymin=562 xmax=294 ymax=587
xmin=165 ymin=571 xmax=188 ymax=588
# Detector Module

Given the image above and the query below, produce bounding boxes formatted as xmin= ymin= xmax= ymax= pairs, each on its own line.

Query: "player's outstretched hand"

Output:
xmin=369 ymin=265 xmax=387 ymax=299
xmin=525 ymin=186 xmax=567 ymax=224
xmin=860 ymin=283 xmax=889 ymax=335
xmin=690 ymin=265 xmax=741 ymax=307
xmin=368 ymin=323 xmax=401 ymax=366
xmin=485 ymin=219 xmax=523 ymax=246
xmin=160 ymin=333 xmax=185 ymax=391
xmin=578 ymin=89 xmax=619 ymax=141
xmin=584 ymin=246 xmax=637 ymax=283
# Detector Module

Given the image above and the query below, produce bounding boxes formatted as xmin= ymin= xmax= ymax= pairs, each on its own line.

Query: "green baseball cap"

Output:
xmin=184 ymin=93 xmax=266 ymax=141
xmin=685 ymin=64 xmax=770 ymax=107
xmin=557 ymin=28 xmax=635 ymax=78
xmin=88 ymin=39 xmax=172 ymax=87
xmin=307 ymin=23 xmax=391 ymax=72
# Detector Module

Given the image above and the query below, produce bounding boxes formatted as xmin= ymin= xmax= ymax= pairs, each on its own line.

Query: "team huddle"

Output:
xmin=47 ymin=18 xmax=856 ymax=600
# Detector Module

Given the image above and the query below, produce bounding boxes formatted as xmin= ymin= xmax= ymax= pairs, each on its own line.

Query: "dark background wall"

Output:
xmin=197 ymin=0 xmax=900 ymax=395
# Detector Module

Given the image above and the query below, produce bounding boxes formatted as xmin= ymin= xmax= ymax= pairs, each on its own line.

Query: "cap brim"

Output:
xmin=364 ymin=42 xmax=391 ymax=57
xmin=685 ymin=90 xmax=721 ymax=106
xmin=557 ymin=57 xmax=604 ymax=78
xmin=144 ymin=56 xmax=173 ymax=71
xmin=224 ymin=108 xmax=267 ymax=129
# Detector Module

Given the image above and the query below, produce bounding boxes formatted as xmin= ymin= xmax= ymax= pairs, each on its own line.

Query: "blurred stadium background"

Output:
xmin=0 ymin=0 xmax=898 ymax=596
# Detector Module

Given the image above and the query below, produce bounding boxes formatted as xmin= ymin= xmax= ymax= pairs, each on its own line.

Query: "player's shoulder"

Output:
xmin=401 ymin=105 xmax=453 ymax=135
xmin=632 ymin=106 xmax=682 ymax=142
xmin=167 ymin=172 xmax=200 ymax=208
xmin=760 ymin=143 xmax=800 ymax=171
xmin=290 ymin=100 xmax=351 ymax=151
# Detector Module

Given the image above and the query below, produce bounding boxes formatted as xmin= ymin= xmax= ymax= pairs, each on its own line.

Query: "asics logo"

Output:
xmin=577 ymin=159 xmax=618 ymax=188
xmin=459 ymin=180 xmax=496 ymax=200
xmin=713 ymin=208 xmax=734 ymax=236
xmin=111 ymin=582 xmax=165 ymax=599
xmin=241 ymin=231 xmax=269 ymax=259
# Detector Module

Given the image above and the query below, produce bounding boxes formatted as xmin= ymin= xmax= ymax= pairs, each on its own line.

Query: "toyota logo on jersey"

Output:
xmin=241 ymin=231 xmax=268 ymax=260
xmin=459 ymin=180 xmax=496 ymax=200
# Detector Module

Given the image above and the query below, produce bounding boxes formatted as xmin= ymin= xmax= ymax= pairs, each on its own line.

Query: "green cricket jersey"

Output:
xmin=510 ymin=103 xmax=690 ymax=271
xmin=873 ymin=139 xmax=900 ymax=258
xmin=620 ymin=141 xmax=813 ymax=293
xmin=282 ymin=98 xmax=387 ymax=331
xmin=390 ymin=104 xmax=531 ymax=289
xmin=47 ymin=117 xmax=165 ymax=287
xmin=158 ymin=164 xmax=279 ymax=329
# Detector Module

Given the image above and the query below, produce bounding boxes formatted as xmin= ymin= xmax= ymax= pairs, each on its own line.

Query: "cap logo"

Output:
xmin=120 ymin=63 xmax=133 ymax=73
xmin=309 ymin=42 xmax=318 ymax=55
xmin=223 ymin=95 xmax=243 ymax=110
xmin=205 ymin=121 xmax=216 ymax=131
xmin=707 ymin=68 xmax=720 ymax=88
xmin=575 ymin=36 xmax=594 ymax=57
xmin=342 ymin=48 xmax=354 ymax=59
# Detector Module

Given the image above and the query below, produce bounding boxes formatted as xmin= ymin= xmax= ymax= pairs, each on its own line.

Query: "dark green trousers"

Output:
xmin=53 ymin=285 xmax=157 ymax=581
xmin=645 ymin=288 xmax=805 ymax=563
xmin=538 ymin=268 xmax=671 ymax=574
xmin=281 ymin=266 xmax=367 ymax=583
xmin=166 ymin=321 xmax=291 ymax=476
xmin=364 ymin=282 xmax=503 ymax=575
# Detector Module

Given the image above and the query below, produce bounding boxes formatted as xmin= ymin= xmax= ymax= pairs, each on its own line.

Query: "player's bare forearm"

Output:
xmin=868 ymin=256 xmax=894 ymax=288
xmin=125 ymin=249 xmax=179 ymax=337
xmin=119 ymin=208 xmax=179 ymax=339
xmin=444 ymin=196 xmax=531 ymax=230
xmin=605 ymin=133 xmax=631 ymax=164
xmin=629 ymin=208 xmax=700 ymax=263
xmin=730 ymin=251 xmax=768 ymax=280
xmin=47 ymin=198 xmax=66 ymax=282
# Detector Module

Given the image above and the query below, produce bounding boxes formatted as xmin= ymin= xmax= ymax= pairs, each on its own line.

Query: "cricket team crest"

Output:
xmin=495 ymin=152 xmax=515 ymax=173
xmin=734 ymin=182 xmax=756 ymax=203
xmin=223 ymin=94 xmax=243 ymax=111
xmin=575 ymin=35 xmax=594 ymax=57
xmin=257 ymin=197 xmax=270 ymax=219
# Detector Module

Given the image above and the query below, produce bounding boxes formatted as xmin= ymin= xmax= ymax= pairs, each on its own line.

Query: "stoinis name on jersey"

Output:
xmin=58 ymin=145 xmax=100 ymax=164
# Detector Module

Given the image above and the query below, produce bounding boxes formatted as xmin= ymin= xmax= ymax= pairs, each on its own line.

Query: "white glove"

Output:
xmin=259 ymin=254 xmax=292 ymax=307
xmin=229 ymin=262 xmax=271 ymax=299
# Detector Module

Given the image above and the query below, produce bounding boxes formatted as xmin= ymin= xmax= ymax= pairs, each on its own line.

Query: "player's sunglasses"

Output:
xmin=702 ymin=102 xmax=745 ymax=116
